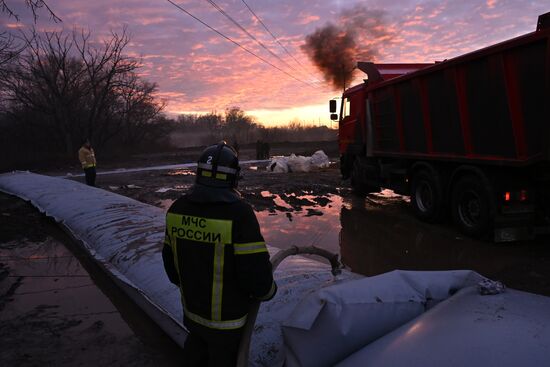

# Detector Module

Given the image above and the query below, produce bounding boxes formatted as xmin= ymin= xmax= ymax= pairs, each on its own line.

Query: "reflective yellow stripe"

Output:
xmin=258 ymin=281 xmax=277 ymax=301
xmin=211 ymin=242 xmax=225 ymax=321
xmin=234 ymin=241 xmax=267 ymax=255
xmin=184 ymin=307 xmax=247 ymax=330
xmin=82 ymin=163 xmax=96 ymax=168
xmin=201 ymin=171 xmax=227 ymax=180
xmin=164 ymin=228 xmax=172 ymax=247
xmin=166 ymin=213 xmax=232 ymax=245
xmin=172 ymin=235 xmax=181 ymax=277
xmin=163 ymin=228 xmax=181 ymax=277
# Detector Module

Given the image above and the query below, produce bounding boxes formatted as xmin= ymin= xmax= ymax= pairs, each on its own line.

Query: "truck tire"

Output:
xmin=451 ymin=175 xmax=492 ymax=237
xmin=411 ymin=170 xmax=443 ymax=222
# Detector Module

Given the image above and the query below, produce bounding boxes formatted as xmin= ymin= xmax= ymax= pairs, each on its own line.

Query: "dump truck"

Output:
xmin=332 ymin=12 xmax=550 ymax=241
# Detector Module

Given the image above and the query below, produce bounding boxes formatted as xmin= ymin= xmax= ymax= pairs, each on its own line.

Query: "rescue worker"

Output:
xmin=256 ymin=139 xmax=262 ymax=160
xmin=78 ymin=139 xmax=97 ymax=186
xmin=263 ymin=141 xmax=270 ymax=159
xmin=162 ymin=142 xmax=277 ymax=367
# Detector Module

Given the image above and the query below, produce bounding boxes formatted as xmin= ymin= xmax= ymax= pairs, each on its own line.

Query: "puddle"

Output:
xmin=0 ymin=236 xmax=182 ymax=366
xmin=152 ymin=193 xmax=343 ymax=253
xmin=156 ymin=188 xmax=172 ymax=193
xmin=256 ymin=193 xmax=343 ymax=254
xmin=166 ymin=169 xmax=195 ymax=176
xmin=0 ymin=238 xmax=132 ymax=337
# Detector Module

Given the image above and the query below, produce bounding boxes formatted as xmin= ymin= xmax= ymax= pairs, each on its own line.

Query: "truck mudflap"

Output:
xmin=494 ymin=225 xmax=550 ymax=242
xmin=494 ymin=227 xmax=534 ymax=242
xmin=494 ymin=194 xmax=550 ymax=241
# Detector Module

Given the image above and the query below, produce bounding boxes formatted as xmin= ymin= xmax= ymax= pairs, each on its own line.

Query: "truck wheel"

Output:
xmin=451 ymin=176 xmax=492 ymax=237
xmin=411 ymin=170 xmax=443 ymax=222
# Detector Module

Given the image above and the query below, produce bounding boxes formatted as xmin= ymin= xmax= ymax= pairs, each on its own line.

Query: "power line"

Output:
xmin=166 ymin=0 xmax=317 ymax=89
xmin=240 ymin=0 xmax=323 ymax=84
xmin=204 ymin=0 xmax=317 ymax=86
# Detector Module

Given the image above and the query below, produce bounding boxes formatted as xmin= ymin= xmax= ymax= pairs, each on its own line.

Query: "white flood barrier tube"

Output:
xmin=0 ymin=171 xmax=361 ymax=366
xmin=282 ymin=270 xmax=485 ymax=367
xmin=335 ymin=286 xmax=550 ymax=367
xmin=60 ymin=159 xmax=270 ymax=177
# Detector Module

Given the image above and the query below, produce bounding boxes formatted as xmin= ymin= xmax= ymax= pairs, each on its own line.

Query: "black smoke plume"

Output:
xmin=302 ymin=6 xmax=389 ymax=91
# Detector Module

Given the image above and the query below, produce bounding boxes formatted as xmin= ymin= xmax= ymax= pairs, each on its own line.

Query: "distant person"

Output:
xmin=256 ymin=139 xmax=262 ymax=160
xmin=78 ymin=139 xmax=97 ymax=186
xmin=162 ymin=141 xmax=277 ymax=367
xmin=263 ymin=142 xmax=270 ymax=159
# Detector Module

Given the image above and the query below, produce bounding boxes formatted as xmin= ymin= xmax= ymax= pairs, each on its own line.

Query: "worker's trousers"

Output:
xmin=84 ymin=167 xmax=96 ymax=186
xmin=182 ymin=319 xmax=244 ymax=367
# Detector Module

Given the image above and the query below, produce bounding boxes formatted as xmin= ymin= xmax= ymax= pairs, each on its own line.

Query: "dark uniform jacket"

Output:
xmin=162 ymin=194 xmax=276 ymax=331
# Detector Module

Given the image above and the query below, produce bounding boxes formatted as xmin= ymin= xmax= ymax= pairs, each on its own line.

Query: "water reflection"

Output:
xmin=256 ymin=194 xmax=342 ymax=253
xmin=338 ymin=196 xmax=548 ymax=289
xmin=153 ymin=190 xmax=549 ymax=294
xmin=166 ymin=169 xmax=195 ymax=176
xmin=153 ymin=192 xmax=342 ymax=253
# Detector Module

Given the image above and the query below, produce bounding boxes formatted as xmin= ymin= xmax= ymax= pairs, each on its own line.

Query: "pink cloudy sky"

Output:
xmin=1 ymin=0 xmax=548 ymax=126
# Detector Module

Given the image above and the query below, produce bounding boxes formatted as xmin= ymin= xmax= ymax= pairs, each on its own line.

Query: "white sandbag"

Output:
xmin=268 ymin=157 xmax=289 ymax=173
xmin=282 ymin=270 xmax=484 ymax=367
xmin=310 ymin=150 xmax=330 ymax=168
xmin=287 ymin=154 xmax=312 ymax=173
xmin=268 ymin=150 xmax=331 ymax=173
xmin=336 ymin=286 xmax=550 ymax=367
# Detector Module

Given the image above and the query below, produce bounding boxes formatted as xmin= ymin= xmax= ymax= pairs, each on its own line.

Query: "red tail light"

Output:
xmin=519 ymin=189 xmax=528 ymax=202
xmin=504 ymin=192 xmax=511 ymax=202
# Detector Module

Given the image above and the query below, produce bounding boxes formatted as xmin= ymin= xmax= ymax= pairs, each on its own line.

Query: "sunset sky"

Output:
xmin=1 ymin=0 xmax=548 ymax=126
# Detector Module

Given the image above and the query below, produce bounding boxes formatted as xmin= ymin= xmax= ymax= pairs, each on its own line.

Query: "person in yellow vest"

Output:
xmin=78 ymin=139 xmax=97 ymax=186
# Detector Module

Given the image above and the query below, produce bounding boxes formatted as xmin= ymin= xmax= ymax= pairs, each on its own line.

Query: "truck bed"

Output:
xmin=364 ymin=27 xmax=550 ymax=166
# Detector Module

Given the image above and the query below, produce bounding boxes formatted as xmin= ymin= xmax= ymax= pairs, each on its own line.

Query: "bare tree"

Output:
xmin=1 ymin=0 xmax=61 ymax=22
xmin=197 ymin=112 xmax=223 ymax=144
xmin=2 ymin=30 xmax=88 ymax=154
xmin=112 ymin=72 xmax=166 ymax=147
xmin=1 ymin=0 xmax=59 ymax=90
xmin=73 ymin=28 xmax=141 ymax=148
xmin=0 ymin=28 xmax=164 ymax=160
xmin=224 ymin=106 xmax=256 ymax=143
xmin=0 ymin=32 xmax=21 ymax=67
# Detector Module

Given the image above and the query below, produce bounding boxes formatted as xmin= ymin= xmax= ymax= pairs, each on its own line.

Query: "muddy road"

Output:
xmin=2 ymin=159 xmax=550 ymax=366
